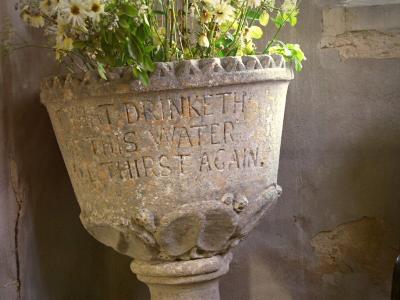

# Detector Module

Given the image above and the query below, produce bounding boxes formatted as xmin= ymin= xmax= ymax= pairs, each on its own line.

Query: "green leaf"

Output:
xmin=267 ymin=42 xmax=306 ymax=72
xmin=294 ymin=59 xmax=302 ymax=72
xmin=136 ymin=25 xmax=148 ymax=41
xmin=273 ymin=12 xmax=286 ymax=28
xmin=138 ymin=71 xmax=150 ymax=85
xmin=246 ymin=9 xmax=261 ymax=20
xmin=153 ymin=10 xmax=166 ymax=15
xmin=143 ymin=55 xmax=155 ymax=72
xmin=127 ymin=40 xmax=136 ymax=59
xmin=249 ymin=26 xmax=263 ymax=39
xmin=119 ymin=17 xmax=130 ymax=29
xmin=289 ymin=14 xmax=297 ymax=26
xmin=120 ymin=4 xmax=138 ymax=17
xmin=97 ymin=62 xmax=107 ymax=80
xmin=259 ymin=11 xmax=270 ymax=26
xmin=73 ymin=41 xmax=86 ymax=49
xmin=143 ymin=14 xmax=150 ymax=26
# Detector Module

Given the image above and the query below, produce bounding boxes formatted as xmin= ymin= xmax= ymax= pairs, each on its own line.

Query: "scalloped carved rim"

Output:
xmin=40 ymin=55 xmax=293 ymax=103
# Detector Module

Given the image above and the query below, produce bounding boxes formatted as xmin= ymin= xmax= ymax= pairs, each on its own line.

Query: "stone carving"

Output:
xmin=41 ymin=54 xmax=292 ymax=300
xmin=233 ymin=194 xmax=249 ymax=213
xmin=41 ymin=55 xmax=291 ymax=101
xmin=82 ymin=184 xmax=282 ymax=263
xmin=134 ymin=208 xmax=157 ymax=233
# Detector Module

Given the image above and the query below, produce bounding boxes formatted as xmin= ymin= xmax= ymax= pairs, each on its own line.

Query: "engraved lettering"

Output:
xmin=66 ymin=90 xmax=268 ymax=185
xmin=175 ymin=154 xmax=191 ymax=174
xmin=190 ymin=125 xmax=207 ymax=146
xmin=219 ymin=92 xmax=234 ymax=114
xmin=125 ymin=103 xmax=140 ymax=123
xmin=178 ymin=127 xmax=193 ymax=148
xmin=159 ymin=155 xmax=172 ymax=176
xmin=214 ymin=149 xmax=225 ymax=171
xmin=203 ymin=95 xmax=213 ymax=116
xmin=224 ymin=121 xmax=235 ymax=143
xmin=144 ymin=100 xmax=163 ymax=121
xmin=123 ymin=132 xmax=138 ymax=152
xmin=244 ymin=148 xmax=259 ymax=168
xmin=228 ymin=150 xmax=241 ymax=170
xmin=96 ymin=104 xmax=114 ymax=125
xmin=234 ymin=92 xmax=246 ymax=113
xmin=149 ymin=126 xmax=174 ymax=148
xmin=187 ymin=96 xmax=201 ymax=117
xmin=200 ymin=153 xmax=212 ymax=172
xmin=143 ymin=156 xmax=155 ymax=177
xmin=168 ymin=98 xmax=183 ymax=120
xmin=211 ymin=123 xmax=221 ymax=145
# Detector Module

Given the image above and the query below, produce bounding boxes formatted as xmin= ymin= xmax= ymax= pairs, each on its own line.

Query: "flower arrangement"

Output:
xmin=5 ymin=0 xmax=305 ymax=84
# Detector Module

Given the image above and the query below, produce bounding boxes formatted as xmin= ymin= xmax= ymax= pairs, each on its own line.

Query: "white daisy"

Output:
xmin=214 ymin=1 xmax=234 ymax=24
xmin=87 ymin=0 xmax=105 ymax=23
xmin=60 ymin=0 xmax=89 ymax=28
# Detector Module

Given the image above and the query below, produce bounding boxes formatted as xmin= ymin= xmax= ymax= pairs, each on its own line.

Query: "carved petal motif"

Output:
xmin=81 ymin=185 xmax=282 ymax=262
xmin=235 ymin=184 xmax=282 ymax=237
xmin=84 ymin=223 xmax=158 ymax=261
xmin=155 ymin=201 xmax=238 ymax=257
xmin=198 ymin=207 xmax=238 ymax=252
xmin=156 ymin=213 xmax=202 ymax=257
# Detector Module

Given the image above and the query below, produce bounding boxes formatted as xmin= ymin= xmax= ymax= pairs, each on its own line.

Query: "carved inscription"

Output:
xmin=57 ymin=90 xmax=273 ymax=184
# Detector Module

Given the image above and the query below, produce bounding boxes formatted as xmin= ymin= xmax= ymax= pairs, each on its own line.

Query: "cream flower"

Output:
xmin=214 ymin=2 xmax=234 ymax=24
xmin=40 ymin=0 xmax=62 ymax=15
xmin=39 ymin=0 xmax=53 ymax=15
xmin=248 ymin=0 xmax=261 ymax=7
xmin=56 ymin=18 xmax=68 ymax=43
xmin=203 ymin=0 xmax=219 ymax=8
xmin=282 ymin=0 xmax=297 ymax=12
xmin=30 ymin=15 xmax=45 ymax=28
xmin=56 ymin=36 xmax=74 ymax=60
xmin=60 ymin=0 xmax=89 ymax=28
xmin=62 ymin=37 xmax=74 ymax=50
xmin=51 ymin=0 xmax=62 ymax=12
xmin=21 ymin=11 xmax=31 ymax=24
xmin=198 ymin=33 xmax=210 ymax=48
xmin=20 ymin=5 xmax=32 ymax=23
xmin=87 ymin=0 xmax=105 ymax=23
xmin=201 ymin=9 xmax=213 ymax=23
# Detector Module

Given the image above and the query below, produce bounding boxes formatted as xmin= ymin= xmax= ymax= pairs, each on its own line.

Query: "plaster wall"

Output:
xmin=1 ymin=1 xmax=399 ymax=300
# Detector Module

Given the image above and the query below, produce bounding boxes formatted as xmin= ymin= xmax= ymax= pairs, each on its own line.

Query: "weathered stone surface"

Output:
xmin=41 ymin=55 xmax=291 ymax=299
xmin=2 ymin=1 xmax=400 ymax=299
xmin=156 ymin=212 xmax=202 ymax=257
xmin=132 ymin=253 xmax=233 ymax=300
xmin=321 ymin=5 xmax=400 ymax=59
xmin=311 ymin=217 xmax=399 ymax=283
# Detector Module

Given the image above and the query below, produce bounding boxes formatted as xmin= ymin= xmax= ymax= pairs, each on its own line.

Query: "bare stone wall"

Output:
xmin=1 ymin=1 xmax=400 ymax=300
xmin=321 ymin=3 xmax=400 ymax=59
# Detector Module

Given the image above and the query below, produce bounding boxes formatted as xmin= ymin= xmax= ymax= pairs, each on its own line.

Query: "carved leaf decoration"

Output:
xmin=155 ymin=213 xmax=202 ymax=257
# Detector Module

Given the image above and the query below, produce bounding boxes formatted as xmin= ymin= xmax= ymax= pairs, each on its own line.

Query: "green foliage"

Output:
xmin=268 ymin=42 xmax=306 ymax=72
xmin=11 ymin=0 xmax=305 ymax=84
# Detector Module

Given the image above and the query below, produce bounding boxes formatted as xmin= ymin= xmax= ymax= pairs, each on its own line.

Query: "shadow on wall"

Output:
xmin=308 ymin=123 xmax=400 ymax=299
xmin=2 ymin=46 xmax=149 ymax=299
xmin=220 ymin=108 xmax=400 ymax=300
